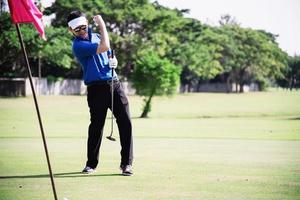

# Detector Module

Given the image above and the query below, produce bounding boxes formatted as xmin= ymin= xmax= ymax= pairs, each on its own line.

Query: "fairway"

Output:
xmin=0 ymin=91 xmax=300 ymax=200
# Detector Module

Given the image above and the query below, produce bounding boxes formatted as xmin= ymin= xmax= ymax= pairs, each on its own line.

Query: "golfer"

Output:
xmin=67 ymin=11 xmax=133 ymax=176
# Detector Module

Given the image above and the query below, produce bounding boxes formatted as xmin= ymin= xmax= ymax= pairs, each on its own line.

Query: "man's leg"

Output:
xmin=86 ymin=84 xmax=109 ymax=168
xmin=111 ymin=82 xmax=133 ymax=166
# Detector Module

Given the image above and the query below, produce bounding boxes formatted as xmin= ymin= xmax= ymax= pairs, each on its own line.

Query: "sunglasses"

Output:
xmin=73 ymin=25 xmax=87 ymax=33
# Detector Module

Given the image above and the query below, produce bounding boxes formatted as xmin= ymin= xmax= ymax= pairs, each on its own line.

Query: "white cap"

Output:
xmin=68 ymin=16 xmax=87 ymax=29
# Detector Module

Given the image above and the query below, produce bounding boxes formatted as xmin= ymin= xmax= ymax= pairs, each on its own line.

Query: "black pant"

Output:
xmin=86 ymin=81 xmax=133 ymax=168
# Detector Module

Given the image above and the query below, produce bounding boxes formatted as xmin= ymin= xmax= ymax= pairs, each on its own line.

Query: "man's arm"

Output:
xmin=93 ymin=15 xmax=110 ymax=54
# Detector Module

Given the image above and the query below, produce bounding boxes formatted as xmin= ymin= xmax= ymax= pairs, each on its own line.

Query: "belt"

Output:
xmin=87 ymin=79 xmax=119 ymax=87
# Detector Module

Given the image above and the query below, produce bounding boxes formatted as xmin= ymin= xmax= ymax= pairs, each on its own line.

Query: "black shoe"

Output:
xmin=120 ymin=165 xmax=133 ymax=176
xmin=82 ymin=166 xmax=96 ymax=174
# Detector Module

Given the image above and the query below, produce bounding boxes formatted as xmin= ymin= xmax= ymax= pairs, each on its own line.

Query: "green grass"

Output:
xmin=0 ymin=91 xmax=300 ymax=200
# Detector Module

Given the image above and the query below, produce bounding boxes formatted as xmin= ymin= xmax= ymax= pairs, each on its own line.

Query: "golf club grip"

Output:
xmin=111 ymin=49 xmax=114 ymax=78
xmin=111 ymin=49 xmax=114 ymax=58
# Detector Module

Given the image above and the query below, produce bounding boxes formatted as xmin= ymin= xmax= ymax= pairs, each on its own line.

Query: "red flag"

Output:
xmin=8 ymin=0 xmax=46 ymax=40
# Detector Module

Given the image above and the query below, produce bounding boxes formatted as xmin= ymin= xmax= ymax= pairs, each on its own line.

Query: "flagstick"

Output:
xmin=15 ymin=23 xmax=58 ymax=200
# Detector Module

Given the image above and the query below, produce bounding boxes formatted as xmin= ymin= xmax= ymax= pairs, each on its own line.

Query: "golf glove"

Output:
xmin=109 ymin=57 xmax=118 ymax=69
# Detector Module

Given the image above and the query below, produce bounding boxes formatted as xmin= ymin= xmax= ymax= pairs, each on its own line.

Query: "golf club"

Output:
xmin=107 ymin=49 xmax=116 ymax=141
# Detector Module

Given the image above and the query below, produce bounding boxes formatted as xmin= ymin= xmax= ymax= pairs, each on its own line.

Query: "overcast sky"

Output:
xmin=155 ymin=0 xmax=300 ymax=56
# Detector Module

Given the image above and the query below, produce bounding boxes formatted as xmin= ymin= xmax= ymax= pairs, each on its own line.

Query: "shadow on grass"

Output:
xmin=0 ymin=171 xmax=122 ymax=179
xmin=287 ymin=117 xmax=300 ymax=120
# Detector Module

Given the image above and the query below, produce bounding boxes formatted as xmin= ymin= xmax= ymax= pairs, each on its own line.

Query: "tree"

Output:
xmin=170 ymin=18 xmax=224 ymax=92
xmin=276 ymin=55 xmax=300 ymax=90
xmin=170 ymin=18 xmax=203 ymax=92
xmin=132 ymin=50 xmax=180 ymax=118
xmin=0 ymin=12 xmax=43 ymax=77
xmin=218 ymin=24 xmax=288 ymax=92
xmin=288 ymin=55 xmax=300 ymax=90
xmin=0 ymin=10 xmax=78 ymax=78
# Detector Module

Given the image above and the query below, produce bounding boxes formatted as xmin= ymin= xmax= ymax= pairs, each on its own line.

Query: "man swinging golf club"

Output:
xmin=67 ymin=11 xmax=133 ymax=176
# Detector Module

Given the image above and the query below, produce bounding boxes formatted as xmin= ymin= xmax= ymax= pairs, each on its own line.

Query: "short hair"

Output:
xmin=67 ymin=10 xmax=86 ymax=23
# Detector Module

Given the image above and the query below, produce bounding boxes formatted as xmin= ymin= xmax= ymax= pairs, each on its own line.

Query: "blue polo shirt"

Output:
xmin=72 ymin=28 xmax=117 ymax=85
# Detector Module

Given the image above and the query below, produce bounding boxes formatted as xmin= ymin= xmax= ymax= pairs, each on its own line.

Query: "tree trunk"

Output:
xmin=289 ymin=76 xmax=295 ymax=91
xmin=239 ymin=82 xmax=244 ymax=93
xmin=140 ymin=84 xmax=156 ymax=118
xmin=180 ymin=83 xmax=188 ymax=93
xmin=197 ymin=79 xmax=201 ymax=92
xmin=226 ymin=72 xmax=232 ymax=93
xmin=233 ymin=70 xmax=239 ymax=93
xmin=188 ymin=82 xmax=192 ymax=92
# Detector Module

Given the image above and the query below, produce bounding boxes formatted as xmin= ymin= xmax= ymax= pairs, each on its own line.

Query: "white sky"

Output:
xmin=155 ymin=0 xmax=300 ymax=56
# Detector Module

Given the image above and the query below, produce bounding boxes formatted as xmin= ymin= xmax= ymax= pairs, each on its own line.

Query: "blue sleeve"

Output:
xmin=73 ymin=41 xmax=98 ymax=57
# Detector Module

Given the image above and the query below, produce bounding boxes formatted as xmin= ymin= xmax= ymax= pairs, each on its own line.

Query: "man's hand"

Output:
xmin=93 ymin=15 xmax=105 ymax=27
xmin=109 ymin=57 xmax=118 ymax=69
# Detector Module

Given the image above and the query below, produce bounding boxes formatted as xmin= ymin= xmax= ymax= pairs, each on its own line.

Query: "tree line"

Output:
xmin=1 ymin=0 xmax=299 ymax=117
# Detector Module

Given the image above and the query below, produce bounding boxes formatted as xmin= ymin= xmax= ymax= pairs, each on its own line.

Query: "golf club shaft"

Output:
xmin=110 ymin=50 xmax=114 ymax=137
xmin=111 ymin=68 xmax=114 ymax=136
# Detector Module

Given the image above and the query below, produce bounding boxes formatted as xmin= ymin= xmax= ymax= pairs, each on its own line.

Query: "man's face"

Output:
xmin=71 ymin=24 xmax=88 ymax=38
